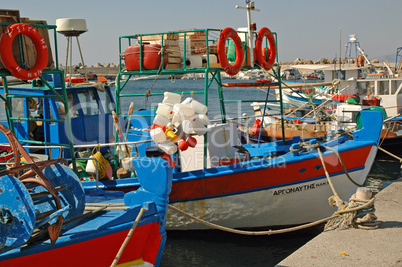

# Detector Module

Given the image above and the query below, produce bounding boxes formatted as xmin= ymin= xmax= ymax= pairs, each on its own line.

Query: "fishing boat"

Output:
xmin=0 ymin=122 xmax=172 ymax=266
xmin=0 ymin=3 xmax=383 ymax=231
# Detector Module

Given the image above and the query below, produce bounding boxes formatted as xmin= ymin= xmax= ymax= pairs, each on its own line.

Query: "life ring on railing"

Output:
xmin=217 ymin=27 xmax=244 ymax=76
xmin=255 ymin=27 xmax=276 ymax=71
xmin=0 ymin=23 xmax=48 ymax=80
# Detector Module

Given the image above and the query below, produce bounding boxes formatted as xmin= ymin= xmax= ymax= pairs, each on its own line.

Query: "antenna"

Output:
xmin=344 ymin=34 xmax=371 ymax=67
xmin=56 ymin=18 xmax=89 ymax=82
xmin=339 ymin=27 xmax=341 ymax=69
xmin=235 ymin=1 xmax=260 ymax=67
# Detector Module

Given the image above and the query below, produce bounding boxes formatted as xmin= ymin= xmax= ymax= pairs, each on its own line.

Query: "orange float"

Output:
xmin=0 ymin=23 xmax=48 ymax=80
xmin=255 ymin=27 xmax=276 ymax=71
xmin=217 ymin=27 xmax=244 ymax=76
xmin=65 ymin=77 xmax=86 ymax=84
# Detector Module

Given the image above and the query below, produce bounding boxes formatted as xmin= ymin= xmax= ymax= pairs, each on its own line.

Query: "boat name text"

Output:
xmin=273 ymin=181 xmax=329 ymax=196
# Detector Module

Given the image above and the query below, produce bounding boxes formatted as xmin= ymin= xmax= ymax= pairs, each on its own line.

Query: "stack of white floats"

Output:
xmin=150 ymin=92 xmax=209 ymax=155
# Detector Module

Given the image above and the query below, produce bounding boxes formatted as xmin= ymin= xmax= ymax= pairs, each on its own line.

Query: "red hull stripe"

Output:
xmin=2 ymin=222 xmax=162 ymax=267
xmin=169 ymin=146 xmax=372 ymax=201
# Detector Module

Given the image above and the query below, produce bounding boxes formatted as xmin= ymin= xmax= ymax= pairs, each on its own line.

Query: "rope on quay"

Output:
xmin=316 ymin=146 xmax=380 ymax=230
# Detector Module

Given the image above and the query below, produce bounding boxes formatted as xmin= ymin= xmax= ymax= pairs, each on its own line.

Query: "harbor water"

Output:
xmin=113 ymin=78 xmax=401 ymax=266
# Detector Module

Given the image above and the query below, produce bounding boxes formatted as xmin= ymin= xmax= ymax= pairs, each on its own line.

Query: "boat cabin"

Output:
xmin=0 ymin=76 xmax=116 ymax=158
xmin=356 ymin=74 xmax=402 ymax=117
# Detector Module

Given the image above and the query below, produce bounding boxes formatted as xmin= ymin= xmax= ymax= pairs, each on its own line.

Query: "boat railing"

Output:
xmin=114 ymin=27 xmax=284 ymax=169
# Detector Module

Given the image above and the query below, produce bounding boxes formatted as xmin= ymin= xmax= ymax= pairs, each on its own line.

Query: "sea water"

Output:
xmin=113 ymin=78 xmax=401 ymax=266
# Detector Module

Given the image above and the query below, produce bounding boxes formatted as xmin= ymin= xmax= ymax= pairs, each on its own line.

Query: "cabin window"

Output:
xmin=0 ymin=98 xmax=7 ymax=121
xmin=341 ymin=110 xmax=360 ymax=123
xmin=98 ymin=90 xmax=114 ymax=114
xmin=378 ymin=81 xmax=389 ymax=95
xmin=334 ymin=70 xmax=345 ymax=80
xmin=51 ymin=92 xmax=79 ymax=120
xmin=357 ymin=81 xmax=374 ymax=95
xmin=391 ymin=80 xmax=402 ymax=95
xmin=76 ymin=91 xmax=100 ymax=116
xmin=11 ymin=98 xmax=26 ymax=120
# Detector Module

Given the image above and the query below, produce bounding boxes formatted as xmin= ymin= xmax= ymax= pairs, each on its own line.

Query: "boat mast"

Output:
xmin=236 ymin=0 xmax=259 ymax=67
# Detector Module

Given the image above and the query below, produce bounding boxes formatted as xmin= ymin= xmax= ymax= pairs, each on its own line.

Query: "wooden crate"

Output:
xmin=179 ymin=30 xmax=207 ymax=55
xmin=139 ymin=33 xmax=180 ymax=66
xmin=20 ymin=18 xmax=55 ymax=69
xmin=165 ymin=63 xmax=182 ymax=69
xmin=140 ymin=33 xmax=179 ymax=42
xmin=0 ymin=10 xmax=21 ymax=70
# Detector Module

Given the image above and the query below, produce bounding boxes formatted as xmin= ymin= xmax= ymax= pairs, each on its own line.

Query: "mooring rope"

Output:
xmin=168 ymin=204 xmax=333 ymax=235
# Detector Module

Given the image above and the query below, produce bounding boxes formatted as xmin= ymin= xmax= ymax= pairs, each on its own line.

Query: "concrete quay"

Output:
xmin=277 ymin=178 xmax=402 ymax=267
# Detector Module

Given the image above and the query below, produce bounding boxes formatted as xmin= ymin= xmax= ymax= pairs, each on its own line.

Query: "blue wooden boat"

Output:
xmin=0 ymin=123 xmax=172 ymax=266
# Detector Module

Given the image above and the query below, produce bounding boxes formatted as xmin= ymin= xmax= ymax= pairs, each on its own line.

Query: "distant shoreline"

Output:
xmin=71 ymin=60 xmax=395 ymax=79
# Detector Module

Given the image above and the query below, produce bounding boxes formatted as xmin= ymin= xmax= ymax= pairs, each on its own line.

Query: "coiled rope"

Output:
xmin=316 ymin=146 xmax=379 ymax=230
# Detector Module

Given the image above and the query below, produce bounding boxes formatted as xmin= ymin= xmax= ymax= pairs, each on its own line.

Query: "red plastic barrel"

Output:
xmin=124 ymin=44 xmax=168 ymax=71
xmin=251 ymin=119 xmax=262 ymax=135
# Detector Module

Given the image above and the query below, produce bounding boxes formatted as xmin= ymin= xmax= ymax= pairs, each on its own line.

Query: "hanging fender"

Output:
xmin=217 ymin=27 xmax=244 ymax=76
xmin=0 ymin=23 xmax=48 ymax=80
xmin=255 ymin=27 xmax=276 ymax=71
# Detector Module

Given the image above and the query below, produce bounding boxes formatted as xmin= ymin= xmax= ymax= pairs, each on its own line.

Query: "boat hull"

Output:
xmin=0 ymin=221 xmax=164 ymax=267
xmin=165 ymin=146 xmax=376 ymax=230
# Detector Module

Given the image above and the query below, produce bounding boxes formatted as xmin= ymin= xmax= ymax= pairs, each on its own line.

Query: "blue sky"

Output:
xmin=3 ymin=0 xmax=402 ymax=65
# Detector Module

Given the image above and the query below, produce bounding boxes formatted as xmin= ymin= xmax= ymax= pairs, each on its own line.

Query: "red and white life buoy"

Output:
xmin=0 ymin=23 xmax=48 ymax=80
xmin=255 ymin=27 xmax=276 ymax=71
xmin=217 ymin=27 xmax=244 ymax=76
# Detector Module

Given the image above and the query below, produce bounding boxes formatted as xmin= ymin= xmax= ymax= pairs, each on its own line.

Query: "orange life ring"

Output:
xmin=0 ymin=23 xmax=48 ymax=80
xmin=255 ymin=27 xmax=276 ymax=71
xmin=217 ymin=27 xmax=244 ymax=76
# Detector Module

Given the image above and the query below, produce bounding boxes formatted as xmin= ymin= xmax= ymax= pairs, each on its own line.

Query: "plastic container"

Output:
xmin=191 ymin=114 xmax=209 ymax=125
xmin=124 ymin=44 xmax=168 ymax=71
xmin=181 ymin=120 xmax=193 ymax=134
xmin=165 ymin=127 xmax=179 ymax=143
xmin=181 ymin=97 xmax=194 ymax=105
xmin=158 ymin=141 xmax=177 ymax=155
xmin=172 ymin=124 xmax=187 ymax=140
xmin=187 ymin=136 xmax=197 ymax=148
xmin=153 ymin=114 xmax=170 ymax=127
xmin=190 ymin=99 xmax=208 ymax=114
xmin=202 ymin=54 xmax=218 ymax=67
xmin=171 ymin=113 xmax=182 ymax=127
xmin=163 ymin=92 xmax=182 ymax=105
xmin=173 ymin=104 xmax=195 ymax=120
xmin=150 ymin=127 xmax=167 ymax=144
xmin=156 ymin=103 xmax=174 ymax=119
xmin=191 ymin=119 xmax=207 ymax=135
xmin=185 ymin=55 xmax=203 ymax=68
